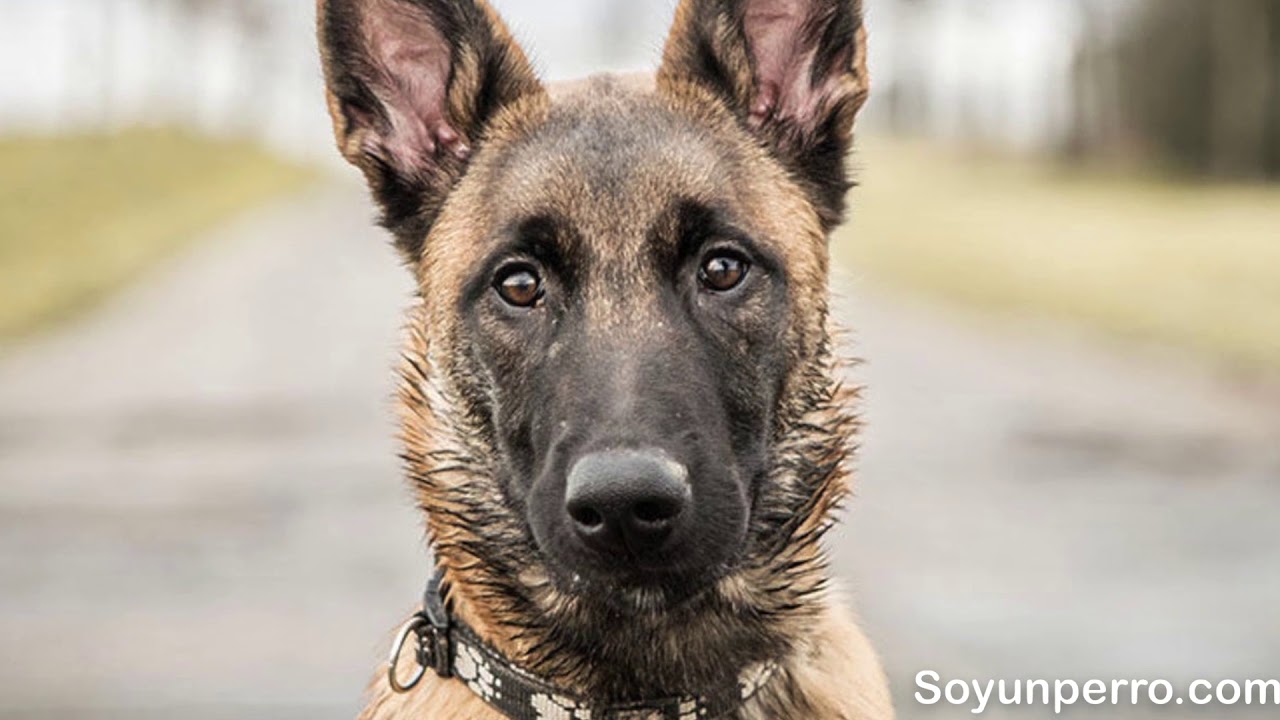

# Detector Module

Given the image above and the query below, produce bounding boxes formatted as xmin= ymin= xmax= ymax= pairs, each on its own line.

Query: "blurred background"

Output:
xmin=1 ymin=1 xmax=1278 ymax=718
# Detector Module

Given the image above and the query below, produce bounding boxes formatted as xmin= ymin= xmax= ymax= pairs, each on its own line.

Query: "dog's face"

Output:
xmin=319 ymin=0 xmax=867 ymax=612
xmin=458 ymin=88 xmax=798 ymax=595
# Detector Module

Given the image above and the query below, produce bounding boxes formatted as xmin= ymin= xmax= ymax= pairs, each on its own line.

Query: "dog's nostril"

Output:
xmin=569 ymin=505 xmax=604 ymax=528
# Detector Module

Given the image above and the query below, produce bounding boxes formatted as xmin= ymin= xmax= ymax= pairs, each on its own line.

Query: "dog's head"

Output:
xmin=319 ymin=0 xmax=867 ymax=687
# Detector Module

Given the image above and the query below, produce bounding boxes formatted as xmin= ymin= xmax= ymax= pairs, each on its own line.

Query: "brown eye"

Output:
xmin=699 ymin=253 xmax=748 ymax=292
xmin=495 ymin=265 xmax=542 ymax=307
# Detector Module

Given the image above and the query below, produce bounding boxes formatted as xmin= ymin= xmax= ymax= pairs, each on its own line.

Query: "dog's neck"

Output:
xmin=437 ymin=559 xmax=812 ymax=702
xmin=409 ymin=566 xmax=783 ymax=718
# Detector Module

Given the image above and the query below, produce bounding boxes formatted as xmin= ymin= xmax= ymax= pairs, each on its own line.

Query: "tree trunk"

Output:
xmin=1209 ymin=0 xmax=1271 ymax=178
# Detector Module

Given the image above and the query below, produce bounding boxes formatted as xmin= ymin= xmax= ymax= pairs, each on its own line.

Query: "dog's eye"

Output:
xmin=494 ymin=265 xmax=542 ymax=307
xmin=698 ymin=253 xmax=749 ymax=292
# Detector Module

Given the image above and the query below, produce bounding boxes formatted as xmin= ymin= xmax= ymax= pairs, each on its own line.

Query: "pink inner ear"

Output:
xmin=363 ymin=0 xmax=470 ymax=173
xmin=742 ymin=0 xmax=845 ymax=131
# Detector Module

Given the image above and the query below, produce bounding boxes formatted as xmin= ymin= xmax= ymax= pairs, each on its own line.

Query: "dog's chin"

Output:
xmin=547 ymin=561 xmax=731 ymax=614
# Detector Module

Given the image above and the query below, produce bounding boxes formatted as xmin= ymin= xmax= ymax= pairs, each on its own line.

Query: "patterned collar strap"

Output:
xmin=388 ymin=570 xmax=779 ymax=720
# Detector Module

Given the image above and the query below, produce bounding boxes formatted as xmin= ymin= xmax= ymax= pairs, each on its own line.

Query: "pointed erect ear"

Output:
xmin=318 ymin=0 xmax=543 ymax=259
xmin=658 ymin=0 xmax=870 ymax=229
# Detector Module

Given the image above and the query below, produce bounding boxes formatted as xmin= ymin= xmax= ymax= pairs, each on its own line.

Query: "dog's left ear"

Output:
xmin=659 ymin=0 xmax=869 ymax=229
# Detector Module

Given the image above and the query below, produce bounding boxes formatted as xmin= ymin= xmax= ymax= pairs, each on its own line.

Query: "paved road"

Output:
xmin=1 ymin=184 xmax=1277 ymax=719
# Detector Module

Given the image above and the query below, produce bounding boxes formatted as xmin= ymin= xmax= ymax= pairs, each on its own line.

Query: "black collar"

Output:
xmin=387 ymin=569 xmax=779 ymax=720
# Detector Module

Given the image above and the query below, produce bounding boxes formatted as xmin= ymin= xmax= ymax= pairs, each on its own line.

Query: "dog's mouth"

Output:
xmin=531 ymin=514 xmax=751 ymax=614
xmin=549 ymin=560 xmax=736 ymax=613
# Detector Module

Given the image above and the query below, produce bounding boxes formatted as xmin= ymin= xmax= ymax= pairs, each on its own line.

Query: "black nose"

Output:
xmin=565 ymin=449 xmax=691 ymax=558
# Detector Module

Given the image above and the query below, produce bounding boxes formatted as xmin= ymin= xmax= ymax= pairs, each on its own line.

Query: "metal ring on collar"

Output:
xmin=387 ymin=614 xmax=429 ymax=693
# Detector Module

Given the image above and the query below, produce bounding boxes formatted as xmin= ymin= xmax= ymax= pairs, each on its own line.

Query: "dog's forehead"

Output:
xmin=425 ymin=71 xmax=827 ymax=327
xmin=485 ymin=75 xmax=737 ymax=245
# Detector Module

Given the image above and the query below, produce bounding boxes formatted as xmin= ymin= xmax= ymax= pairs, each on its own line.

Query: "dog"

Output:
xmin=317 ymin=0 xmax=891 ymax=717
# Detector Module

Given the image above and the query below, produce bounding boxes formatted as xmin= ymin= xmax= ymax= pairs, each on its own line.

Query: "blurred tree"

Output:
xmin=226 ymin=0 xmax=275 ymax=134
xmin=100 ymin=0 xmax=118 ymax=119
xmin=1080 ymin=0 xmax=1280 ymax=179
xmin=881 ymin=0 xmax=935 ymax=137
xmin=1208 ymin=1 xmax=1272 ymax=177
xmin=1065 ymin=0 xmax=1124 ymax=161
xmin=170 ymin=0 xmax=275 ymax=132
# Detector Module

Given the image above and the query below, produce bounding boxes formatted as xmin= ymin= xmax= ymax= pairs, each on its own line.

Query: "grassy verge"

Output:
xmin=0 ymin=128 xmax=314 ymax=341
xmin=837 ymin=136 xmax=1280 ymax=371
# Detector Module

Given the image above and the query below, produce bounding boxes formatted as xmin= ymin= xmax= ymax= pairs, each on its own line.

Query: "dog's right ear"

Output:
xmin=317 ymin=0 xmax=543 ymax=259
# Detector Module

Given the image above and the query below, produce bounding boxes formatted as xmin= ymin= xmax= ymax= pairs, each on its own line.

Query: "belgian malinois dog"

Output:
xmin=318 ymin=0 xmax=891 ymax=717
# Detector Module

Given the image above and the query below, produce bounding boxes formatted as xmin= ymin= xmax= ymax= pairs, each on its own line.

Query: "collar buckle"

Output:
xmin=419 ymin=571 xmax=453 ymax=678
xmin=387 ymin=572 xmax=452 ymax=693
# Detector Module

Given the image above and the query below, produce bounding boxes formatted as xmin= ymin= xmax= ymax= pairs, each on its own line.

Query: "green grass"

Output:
xmin=0 ymin=128 xmax=314 ymax=341
xmin=838 ymin=137 xmax=1280 ymax=370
